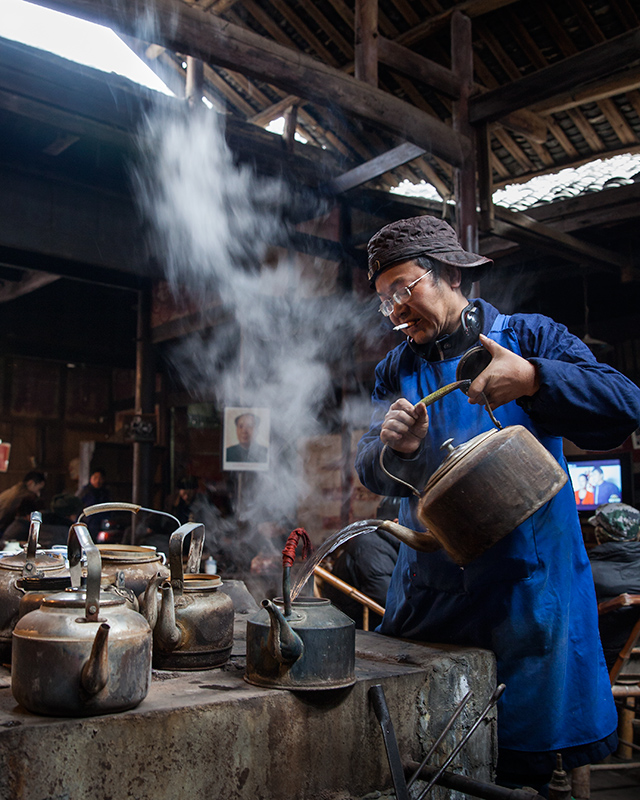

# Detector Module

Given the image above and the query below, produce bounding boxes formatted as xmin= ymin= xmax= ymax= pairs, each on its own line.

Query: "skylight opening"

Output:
xmin=265 ymin=116 xmax=308 ymax=144
xmin=0 ymin=0 xmax=173 ymax=96
xmin=391 ymin=152 xmax=640 ymax=210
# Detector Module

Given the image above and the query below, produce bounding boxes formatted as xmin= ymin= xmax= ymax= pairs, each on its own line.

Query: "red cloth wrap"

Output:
xmin=282 ymin=528 xmax=312 ymax=568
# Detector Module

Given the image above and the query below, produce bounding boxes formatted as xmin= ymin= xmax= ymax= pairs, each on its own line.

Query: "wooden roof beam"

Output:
xmin=32 ymin=0 xmax=470 ymax=168
xmin=470 ymin=28 xmax=640 ymax=124
xmin=491 ymin=206 xmax=638 ymax=279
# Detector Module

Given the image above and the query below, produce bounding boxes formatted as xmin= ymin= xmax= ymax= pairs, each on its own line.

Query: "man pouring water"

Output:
xmin=356 ymin=215 xmax=640 ymax=792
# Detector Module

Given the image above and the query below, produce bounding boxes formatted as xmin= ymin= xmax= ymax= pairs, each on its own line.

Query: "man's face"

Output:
xmin=591 ymin=470 xmax=604 ymax=486
xmin=89 ymin=472 xmax=104 ymax=489
xmin=179 ymin=488 xmax=196 ymax=504
xmin=236 ymin=415 xmax=256 ymax=447
xmin=375 ymin=261 xmax=465 ymax=346
xmin=26 ymin=480 xmax=44 ymax=496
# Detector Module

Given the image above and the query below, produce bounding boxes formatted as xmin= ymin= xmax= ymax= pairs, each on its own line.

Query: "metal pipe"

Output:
xmin=404 ymin=760 xmax=545 ymax=800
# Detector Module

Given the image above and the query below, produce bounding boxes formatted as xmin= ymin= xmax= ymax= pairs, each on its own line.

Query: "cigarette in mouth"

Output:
xmin=393 ymin=323 xmax=410 ymax=331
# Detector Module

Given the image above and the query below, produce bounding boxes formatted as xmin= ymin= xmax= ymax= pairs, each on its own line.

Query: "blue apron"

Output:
xmin=380 ymin=315 xmax=617 ymax=752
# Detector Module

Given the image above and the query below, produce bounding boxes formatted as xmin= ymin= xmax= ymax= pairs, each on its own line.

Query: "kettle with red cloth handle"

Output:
xmin=244 ymin=528 xmax=356 ymax=690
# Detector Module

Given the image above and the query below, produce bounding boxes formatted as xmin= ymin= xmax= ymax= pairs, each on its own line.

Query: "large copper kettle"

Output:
xmin=378 ymin=346 xmax=568 ymax=565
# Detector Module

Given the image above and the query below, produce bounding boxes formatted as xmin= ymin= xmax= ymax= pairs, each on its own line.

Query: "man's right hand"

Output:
xmin=380 ymin=399 xmax=429 ymax=454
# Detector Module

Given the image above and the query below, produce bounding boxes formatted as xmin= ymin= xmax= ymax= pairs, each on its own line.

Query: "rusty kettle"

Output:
xmin=378 ymin=346 xmax=567 ymax=566
xmin=79 ymin=502 xmax=176 ymax=595
xmin=0 ymin=511 xmax=67 ymax=661
xmin=245 ymin=529 xmax=356 ymax=691
xmin=139 ymin=522 xmax=234 ymax=670
xmin=11 ymin=522 xmax=152 ymax=717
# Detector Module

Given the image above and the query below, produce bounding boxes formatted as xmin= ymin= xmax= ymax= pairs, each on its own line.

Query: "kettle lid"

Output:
xmin=42 ymin=588 xmax=126 ymax=609
xmin=426 ymin=428 xmax=500 ymax=489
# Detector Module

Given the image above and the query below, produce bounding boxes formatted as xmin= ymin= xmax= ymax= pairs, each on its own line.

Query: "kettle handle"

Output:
xmin=68 ymin=522 xmax=102 ymax=623
xmin=22 ymin=511 xmax=43 ymax=578
xmin=78 ymin=502 xmax=181 ymax=530
xmin=168 ymin=522 xmax=205 ymax=597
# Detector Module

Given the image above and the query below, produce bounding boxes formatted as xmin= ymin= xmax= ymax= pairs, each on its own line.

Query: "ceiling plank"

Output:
xmin=394 ymin=0 xmax=520 ymax=48
xmin=533 ymin=68 xmax=640 ymax=116
xmin=469 ymin=28 xmax=640 ymax=123
xmin=328 ymin=143 xmax=426 ymax=193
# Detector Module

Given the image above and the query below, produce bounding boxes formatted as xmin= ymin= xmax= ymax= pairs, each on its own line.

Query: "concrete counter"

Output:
xmin=0 ymin=621 xmax=497 ymax=800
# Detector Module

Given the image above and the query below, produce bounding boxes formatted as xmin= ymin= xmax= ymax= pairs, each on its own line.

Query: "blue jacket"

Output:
xmin=356 ymin=300 xmax=640 ymax=754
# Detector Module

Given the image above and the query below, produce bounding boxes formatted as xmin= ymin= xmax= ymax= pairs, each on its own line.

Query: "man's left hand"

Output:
xmin=467 ymin=334 xmax=540 ymax=409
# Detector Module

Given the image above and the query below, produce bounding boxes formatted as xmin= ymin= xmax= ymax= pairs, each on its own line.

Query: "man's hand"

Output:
xmin=380 ymin=399 xmax=429 ymax=454
xmin=467 ymin=334 xmax=540 ymax=409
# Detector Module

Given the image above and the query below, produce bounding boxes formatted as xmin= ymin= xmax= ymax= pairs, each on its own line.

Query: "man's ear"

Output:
xmin=447 ymin=266 xmax=462 ymax=289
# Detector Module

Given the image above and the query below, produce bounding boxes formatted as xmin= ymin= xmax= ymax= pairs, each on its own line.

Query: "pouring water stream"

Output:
xmin=289 ymin=520 xmax=382 ymax=602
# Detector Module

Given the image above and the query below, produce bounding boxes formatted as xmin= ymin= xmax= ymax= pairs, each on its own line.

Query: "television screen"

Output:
xmin=566 ymin=457 xmax=625 ymax=512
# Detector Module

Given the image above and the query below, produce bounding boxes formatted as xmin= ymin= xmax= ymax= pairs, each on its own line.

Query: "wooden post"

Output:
xmin=283 ymin=103 xmax=298 ymax=153
xmin=132 ymin=287 xmax=155 ymax=523
xmin=185 ymin=56 xmax=204 ymax=107
xmin=355 ymin=0 xmax=378 ymax=86
xmin=451 ymin=11 xmax=478 ymax=253
xmin=477 ymin=122 xmax=494 ymax=233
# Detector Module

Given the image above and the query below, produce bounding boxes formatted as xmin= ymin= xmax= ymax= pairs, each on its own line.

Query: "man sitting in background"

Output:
xmin=0 ymin=470 xmax=45 ymax=534
xmin=588 ymin=503 xmax=640 ymax=671
xmin=323 ymin=497 xmax=401 ymax=629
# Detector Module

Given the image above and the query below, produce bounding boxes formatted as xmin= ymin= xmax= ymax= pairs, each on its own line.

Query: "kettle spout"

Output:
xmin=263 ymin=599 xmax=304 ymax=665
xmin=81 ymin=623 xmax=110 ymax=696
xmin=378 ymin=520 xmax=442 ymax=554
xmin=139 ymin=572 xmax=165 ymax=630
xmin=154 ymin=581 xmax=183 ymax=652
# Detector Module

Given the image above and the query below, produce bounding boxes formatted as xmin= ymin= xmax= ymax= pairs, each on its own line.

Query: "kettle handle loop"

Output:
xmin=168 ymin=522 xmax=205 ymax=596
xmin=379 ymin=445 xmax=422 ymax=497
xmin=78 ymin=502 xmax=181 ymax=531
xmin=68 ymin=522 xmax=102 ymax=622
xmin=22 ymin=511 xmax=43 ymax=578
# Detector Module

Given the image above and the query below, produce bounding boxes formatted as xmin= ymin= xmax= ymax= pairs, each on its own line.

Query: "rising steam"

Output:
xmin=132 ymin=103 xmax=377 ymax=546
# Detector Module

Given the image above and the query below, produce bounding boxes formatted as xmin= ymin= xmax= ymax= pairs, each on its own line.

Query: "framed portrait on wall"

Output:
xmin=222 ymin=407 xmax=270 ymax=471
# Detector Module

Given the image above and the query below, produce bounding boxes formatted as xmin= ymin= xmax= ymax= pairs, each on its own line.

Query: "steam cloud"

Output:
xmin=132 ymin=104 xmax=378 ymax=550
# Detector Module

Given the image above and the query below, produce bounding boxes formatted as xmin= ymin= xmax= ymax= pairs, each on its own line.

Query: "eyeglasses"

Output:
xmin=378 ymin=270 xmax=432 ymax=317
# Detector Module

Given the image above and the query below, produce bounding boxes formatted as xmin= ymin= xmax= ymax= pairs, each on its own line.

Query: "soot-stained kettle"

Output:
xmin=79 ymin=501 xmax=176 ymax=595
xmin=377 ymin=345 xmax=568 ymax=566
xmin=0 ymin=511 xmax=67 ymax=662
xmin=139 ymin=522 xmax=234 ymax=670
xmin=11 ymin=522 xmax=152 ymax=717
xmin=245 ymin=528 xmax=356 ymax=691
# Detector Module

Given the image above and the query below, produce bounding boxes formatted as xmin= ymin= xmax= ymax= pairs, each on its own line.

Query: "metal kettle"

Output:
xmin=79 ymin=502 xmax=175 ymax=595
xmin=139 ymin=522 xmax=234 ymax=670
xmin=11 ymin=523 xmax=152 ymax=717
xmin=378 ymin=347 xmax=567 ymax=565
xmin=0 ymin=511 xmax=67 ymax=662
xmin=245 ymin=529 xmax=356 ymax=691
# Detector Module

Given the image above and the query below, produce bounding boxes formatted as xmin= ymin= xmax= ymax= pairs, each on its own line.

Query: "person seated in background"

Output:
xmin=0 ymin=496 xmax=40 ymax=545
xmin=0 ymin=470 xmax=45 ymax=534
xmin=39 ymin=493 xmax=85 ymax=548
xmin=77 ymin=468 xmax=111 ymax=537
xmin=166 ymin=476 xmax=202 ymax=525
xmin=588 ymin=503 xmax=640 ymax=671
xmin=322 ymin=497 xmax=401 ymax=629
